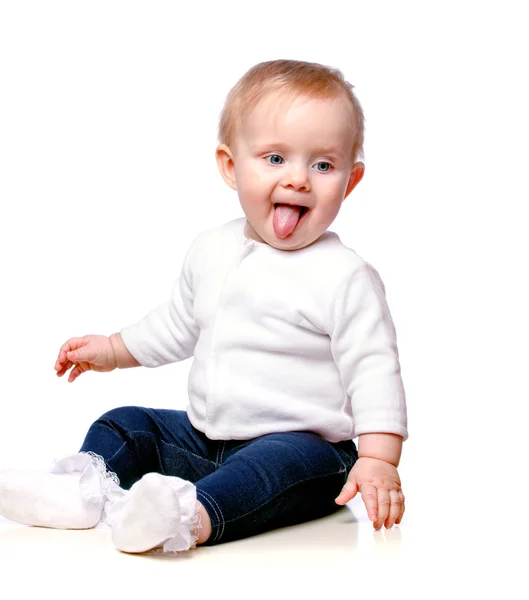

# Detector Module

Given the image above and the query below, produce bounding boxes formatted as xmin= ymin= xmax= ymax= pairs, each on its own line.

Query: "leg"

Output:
xmin=194 ymin=432 xmax=357 ymax=545
xmin=196 ymin=503 xmax=212 ymax=544
xmin=79 ymin=407 xmax=216 ymax=489
xmin=82 ymin=408 xmax=217 ymax=552
xmin=0 ymin=407 xmax=215 ymax=532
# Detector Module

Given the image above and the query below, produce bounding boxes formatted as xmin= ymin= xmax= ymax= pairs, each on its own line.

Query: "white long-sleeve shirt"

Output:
xmin=120 ymin=217 xmax=408 ymax=443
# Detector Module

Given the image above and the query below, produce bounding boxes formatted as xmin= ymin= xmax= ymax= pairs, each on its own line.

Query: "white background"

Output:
xmin=0 ymin=0 xmax=527 ymax=570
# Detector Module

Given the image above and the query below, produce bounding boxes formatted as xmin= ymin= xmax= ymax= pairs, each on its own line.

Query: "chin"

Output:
xmin=271 ymin=233 xmax=315 ymax=251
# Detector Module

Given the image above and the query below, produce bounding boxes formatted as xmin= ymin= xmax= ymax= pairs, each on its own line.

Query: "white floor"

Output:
xmin=0 ymin=492 xmax=519 ymax=599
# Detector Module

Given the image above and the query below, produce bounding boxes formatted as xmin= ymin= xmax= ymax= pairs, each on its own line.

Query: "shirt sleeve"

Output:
xmin=119 ymin=235 xmax=201 ymax=368
xmin=327 ymin=262 xmax=409 ymax=440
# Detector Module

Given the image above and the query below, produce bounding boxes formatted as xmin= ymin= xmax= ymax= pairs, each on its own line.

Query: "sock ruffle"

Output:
xmin=50 ymin=451 xmax=125 ymax=528
xmin=108 ymin=473 xmax=202 ymax=554
xmin=159 ymin=477 xmax=201 ymax=553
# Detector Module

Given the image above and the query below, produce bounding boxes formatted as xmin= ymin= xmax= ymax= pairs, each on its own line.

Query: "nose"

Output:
xmin=281 ymin=163 xmax=311 ymax=192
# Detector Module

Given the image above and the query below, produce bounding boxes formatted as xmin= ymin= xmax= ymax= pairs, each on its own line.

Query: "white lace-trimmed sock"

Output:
xmin=109 ymin=472 xmax=201 ymax=554
xmin=0 ymin=452 xmax=125 ymax=530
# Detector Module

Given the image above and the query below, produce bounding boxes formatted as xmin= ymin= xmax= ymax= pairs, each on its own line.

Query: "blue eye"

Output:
xmin=316 ymin=162 xmax=331 ymax=172
xmin=267 ymin=155 xmax=284 ymax=165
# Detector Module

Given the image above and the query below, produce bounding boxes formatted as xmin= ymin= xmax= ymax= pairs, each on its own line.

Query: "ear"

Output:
xmin=343 ymin=162 xmax=365 ymax=200
xmin=216 ymin=144 xmax=237 ymax=191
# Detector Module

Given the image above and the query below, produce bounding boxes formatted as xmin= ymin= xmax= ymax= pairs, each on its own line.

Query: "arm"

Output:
xmin=109 ymin=333 xmax=141 ymax=368
xmin=328 ymin=262 xmax=408 ymax=440
xmin=358 ymin=432 xmax=402 ymax=467
xmin=328 ymin=262 xmax=408 ymax=528
xmin=55 ymin=333 xmax=140 ymax=383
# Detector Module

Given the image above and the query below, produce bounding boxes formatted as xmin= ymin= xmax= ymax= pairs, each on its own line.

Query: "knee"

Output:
xmin=91 ymin=406 xmax=140 ymax=429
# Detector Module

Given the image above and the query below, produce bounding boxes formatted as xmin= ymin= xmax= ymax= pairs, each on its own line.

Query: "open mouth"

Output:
xmin=273 ymin=203 xmax=310 ymax=238
xmin=298 ymin=206 xmax=309 ymax=218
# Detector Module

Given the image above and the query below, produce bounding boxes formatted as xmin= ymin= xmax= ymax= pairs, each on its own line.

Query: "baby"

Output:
xmin=0 ymin=59 xmax=408 ymax=554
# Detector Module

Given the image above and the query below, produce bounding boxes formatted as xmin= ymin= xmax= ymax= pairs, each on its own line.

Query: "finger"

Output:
xmin=55 ymin=352 xmax=68 ymax=371
xmin=360 ymin=484 xmax=378 ymax=522
xmin=395 ymin=491 xmax=405 ymax=524
xmin=335 ymin=475 xmax=358 ymax=505
xmin=56 ymin=361 xmax=73 ymax=377
xmin=57 ymin=338 xmax=88 ymax=366
xmin=66 ymin=347 xmax=93 ymax=364
xmin=57 ymin=356 xmax=75 ymax=374
xmin=67 ymin=350 xmax=82 ymax=364
xmin=373 ymin=488 xmax=390 ymax=530
xmin=67 ymin=364 xmax=85 ymax=383
xmin=385 ymin=489 xmax=403 ymax=529
xmin=55 ymin=347 xmax=67 ymax=370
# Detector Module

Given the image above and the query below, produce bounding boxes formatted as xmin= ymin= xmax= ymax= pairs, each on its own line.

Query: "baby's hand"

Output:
xmin=335 ymin=457 xmax=405 ymax=530
xmin=54 ymin=335 xmax=117 ymax=382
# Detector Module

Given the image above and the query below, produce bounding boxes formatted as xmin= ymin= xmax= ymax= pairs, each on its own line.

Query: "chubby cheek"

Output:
xmin=310 ymin=198 xmax=342 ymax=232
xmin=237 ymin=173 xmax=274 ymax=210
xmin=309 ymin=209 xmax=334 ymax=230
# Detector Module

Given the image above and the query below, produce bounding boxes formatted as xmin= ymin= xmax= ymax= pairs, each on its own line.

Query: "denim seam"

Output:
xmin=122 ymin=431 xmax=215 ymax=467
xmin=213 ymin=468 xmax=346 ymax=541
xmin=107 ymin=441 xmax=128 ymax=466
xmin=196 ymin=493 xmax=221 ymax=541
xmin=196 ymin=492 xmax=220 ymax=527
xmin=158 ymin=439 xmax=217 ymax=467
xmin=202 ymin=490 xmax=225 ymax=542
xmin=219 ymin=442 xmax=227 ymax=465
xmin=197 ymin=489 xmax=225 ymax=542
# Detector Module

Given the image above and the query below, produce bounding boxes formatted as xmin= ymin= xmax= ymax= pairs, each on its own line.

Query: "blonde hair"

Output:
xmin=218 ymin=59 xmax=365 ymax=163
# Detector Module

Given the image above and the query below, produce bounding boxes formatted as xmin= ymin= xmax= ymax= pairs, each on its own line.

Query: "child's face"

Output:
xmin=216 ymin=92 xmax=364 ymax=251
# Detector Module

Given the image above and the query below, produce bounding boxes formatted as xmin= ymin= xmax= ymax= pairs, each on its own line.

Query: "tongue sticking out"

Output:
xmin=273 ymin=204 xmax=302 ymax=238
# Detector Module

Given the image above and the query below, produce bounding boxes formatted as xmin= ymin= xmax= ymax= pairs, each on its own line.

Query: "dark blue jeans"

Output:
xmin=79 ymin=407 xmax=357 ymax=546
